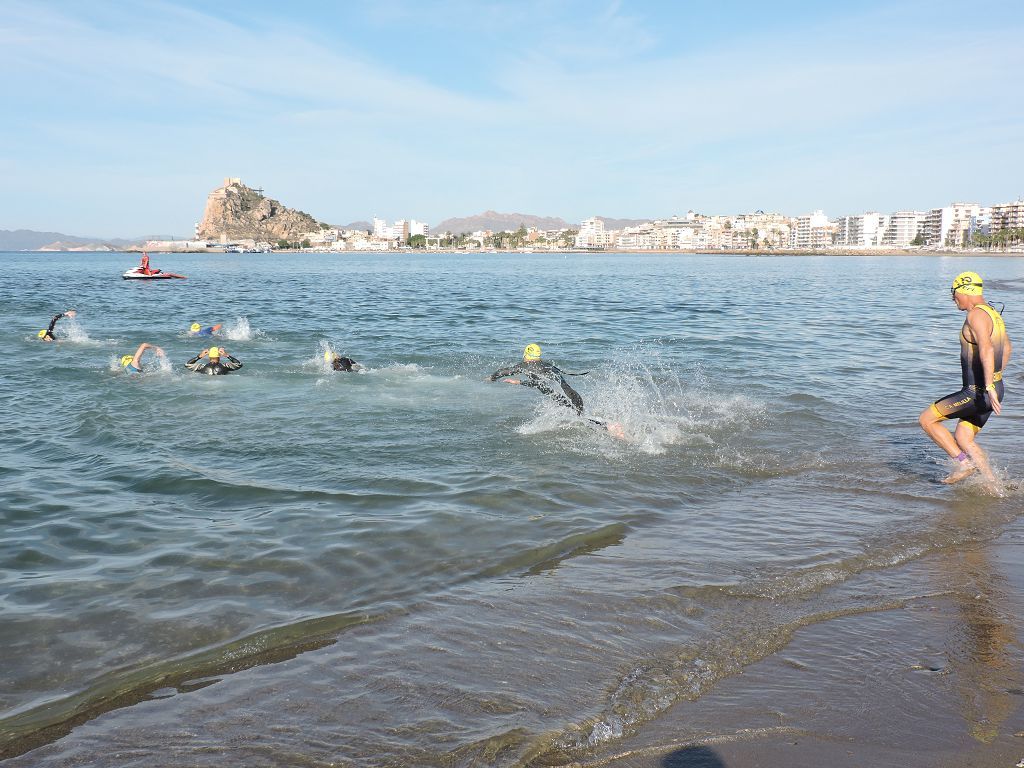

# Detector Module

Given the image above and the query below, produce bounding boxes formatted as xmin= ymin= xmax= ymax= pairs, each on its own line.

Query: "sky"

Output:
xmin=1 ymin=0 xmax=1023 ymax=237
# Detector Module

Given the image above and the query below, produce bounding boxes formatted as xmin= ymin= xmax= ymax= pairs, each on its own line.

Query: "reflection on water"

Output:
xmin=941 ymin=510 xmax=1020 ymax=743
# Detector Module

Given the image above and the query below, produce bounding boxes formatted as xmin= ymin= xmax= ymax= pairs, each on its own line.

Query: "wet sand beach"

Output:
xmin=583 ymin=534 xmax=1024 ymax=768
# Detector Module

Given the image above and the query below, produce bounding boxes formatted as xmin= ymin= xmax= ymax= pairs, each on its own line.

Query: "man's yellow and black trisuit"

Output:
xmin=931 ymin=303 xmax=1008 ymax=431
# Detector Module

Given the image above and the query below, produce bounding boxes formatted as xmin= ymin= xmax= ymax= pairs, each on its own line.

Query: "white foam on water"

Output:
xmin=308 ymin=339 xmax=368 ymax=375
xmin=515 ymin=347 xmax=770 ymax=457
xmin=308 ymin=340 xmax=337 ymax=374
xmin=59 ymin=315 xmax=100 ymax=345
xmin=222 ymin=316 xmax=266 ymax=341
xmin=152 ymin=352 xmax=174 ymax=375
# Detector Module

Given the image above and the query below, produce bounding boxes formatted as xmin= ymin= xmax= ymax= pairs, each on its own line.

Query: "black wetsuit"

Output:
xmin=184 ymin=355 xmax=243 ymax=375
xmin=42 ymin=313 xmax=67 ymax=341
xmin=332 ymin=356 xmax=359 ymax=372
xmin=488 ymin=360 xmax=585 ymax=415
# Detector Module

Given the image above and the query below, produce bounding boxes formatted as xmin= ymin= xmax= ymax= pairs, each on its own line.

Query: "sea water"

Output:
xmin=0 ymin=251 xmax=1022 ymax=765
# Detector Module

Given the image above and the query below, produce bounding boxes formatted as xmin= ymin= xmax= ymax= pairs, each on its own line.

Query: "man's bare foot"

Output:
xmin=942 ymin=461 xmax=977 ymax=484
xmin=606 ymin=421 xmax=626 ymax=440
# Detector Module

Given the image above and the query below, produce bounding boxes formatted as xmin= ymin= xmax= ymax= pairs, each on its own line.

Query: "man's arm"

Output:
xmin=184 ymin=354 xmax=204 ymax=372
xmin=968 ymin=307 xmax=1000 ymax=415
xmin=488 ymin=362 xmax=524 ymax=382
xmin=221 ymin=355 xmax=243 ymax=371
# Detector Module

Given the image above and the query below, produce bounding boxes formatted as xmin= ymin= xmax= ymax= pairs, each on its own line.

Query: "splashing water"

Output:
xmin=518 ymin=347 xmax=768 ymax=456
xmin=222 ymin=316 xmax=265 ymax=341
xmin=60 ymin=315 xmax=95 ymax=344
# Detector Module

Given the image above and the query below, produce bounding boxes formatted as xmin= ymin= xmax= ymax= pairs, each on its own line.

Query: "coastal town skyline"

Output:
xmin=2 ymin=1 xmax=1023 ymax=237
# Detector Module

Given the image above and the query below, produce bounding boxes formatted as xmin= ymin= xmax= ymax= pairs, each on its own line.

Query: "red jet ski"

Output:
xmin=122 ymin=267 xmax=187 ymax=280
xmin=122 ymin=252 xmax=186 ymax=280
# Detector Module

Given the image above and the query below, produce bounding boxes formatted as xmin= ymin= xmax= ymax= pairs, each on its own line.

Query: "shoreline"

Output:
xmin=13 ymin=247 xmax=1024 ymax=257
xmin=579 ymin=532 xmax=1024 ymax=768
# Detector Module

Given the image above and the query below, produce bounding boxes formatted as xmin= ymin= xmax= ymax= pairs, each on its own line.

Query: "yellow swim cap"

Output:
xmin=37 ymin=330 xmax=47 ymax=338
xmin=523 ymin=343 xmax=542 ymax=361
xmin=952 ymin=271 xmax=983 ymax=296
xmin=120 ymin=354 xmax=134 ymax=367
xmin=324 ymin=350 xmax=334 ymax=362
xmin=208 ymin=346 xmax=221 ymax=359
xmin=190 ymin=323 xmax=201 ymax=332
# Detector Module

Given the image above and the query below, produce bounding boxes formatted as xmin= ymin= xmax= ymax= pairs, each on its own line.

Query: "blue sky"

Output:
xmin=2 ymin=0 xmax=1022 ymax=237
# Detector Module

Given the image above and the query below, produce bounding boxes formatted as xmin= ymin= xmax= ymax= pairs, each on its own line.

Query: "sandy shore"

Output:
xmin=569 ymin=534 xmax=1024 ymax=768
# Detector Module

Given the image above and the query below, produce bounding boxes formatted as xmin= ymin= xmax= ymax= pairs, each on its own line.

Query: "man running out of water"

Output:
xmin=487 ymin=343 xmax=625 ymax=438
xmin=325 ymin=351 xmax=362 ymax=372
xmin=185 ymin=346 xmax=243 ymax=375
xmin=120 ymin=342 xmax=164 ymax=374
xmin=918 ymin=272 xmax=1012 ymax=484
xmin=38 ymin=310 xmax=77 ymax=342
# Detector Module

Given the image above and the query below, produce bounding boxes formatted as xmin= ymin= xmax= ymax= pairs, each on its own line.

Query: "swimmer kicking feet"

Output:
xmin=487 ymin=343 xmax=625 ymax=439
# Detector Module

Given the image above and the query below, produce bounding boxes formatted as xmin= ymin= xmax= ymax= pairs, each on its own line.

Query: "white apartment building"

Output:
xmin=990 ymin=200 xmax=1024 ymax=233
xmin=614 ymin=224 xmax=655 ymax=249
xmin=790 ymin=211 xmax=831 ymax=249
xmin=372 ymin=217 xmax=427 ymax=242
xmin=575 ymin=217 xmax=611 ymax=248
xmin=923 ymin=203 xmax=983 ymax=247
xmin=834 ymin=213 xmax=887 ymax=248
xmin=652 ymin=217 xmax=702 ymax=249
xmin=882 ymin=211 xmax=927 ymax=247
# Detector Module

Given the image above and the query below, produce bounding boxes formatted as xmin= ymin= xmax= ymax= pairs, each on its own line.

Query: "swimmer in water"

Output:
xmin=37 ymin=310 xmax=76 ymax=342
xmin=184 ymin=346 xmax=243 ymax=375
xmin=919 ymin=272 xmax=1012 ymax=485
xmin=487 ymin=343 xmax=625 ymax=438
xmin=189 ymin=322 xmax=223 ymax=337
xmin=325 ymin=351 xmax=362 ymax=372
xmin=119 ymin=343 xmax=164 ymax=374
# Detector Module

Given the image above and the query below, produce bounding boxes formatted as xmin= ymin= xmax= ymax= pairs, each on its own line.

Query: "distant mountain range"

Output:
xmin=595 ymin=216 xmax=650 ymax=230
xmin=0 ymin=229 xmax=178 ymax=251
xmin=435 ymin=211 xmax=572 ymax=234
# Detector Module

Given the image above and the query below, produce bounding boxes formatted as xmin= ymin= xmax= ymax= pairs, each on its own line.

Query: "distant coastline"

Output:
xmin=7 ymin=247 xmax=1023 ymax=257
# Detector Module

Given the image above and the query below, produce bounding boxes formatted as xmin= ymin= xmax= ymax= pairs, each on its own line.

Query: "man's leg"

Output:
xmin=954 ymin=421 xmax=997 ymax=484
xmin=918 ymin=405 xmax=961 ymax=457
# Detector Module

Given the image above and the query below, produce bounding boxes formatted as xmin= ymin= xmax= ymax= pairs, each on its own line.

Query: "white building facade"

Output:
xmin=882 ymin=211 xmax=927 ymax=247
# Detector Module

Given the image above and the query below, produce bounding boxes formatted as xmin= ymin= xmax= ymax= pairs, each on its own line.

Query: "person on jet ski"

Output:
xmin=139 ymin=252 xmax=160 ymax=276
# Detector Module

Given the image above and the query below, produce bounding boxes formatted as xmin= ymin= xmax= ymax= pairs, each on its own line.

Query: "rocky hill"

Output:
xmin=198 ymin=178 xmax=323 ymax=242
xmin=435 ymin=210 xmax=572 ymax=234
